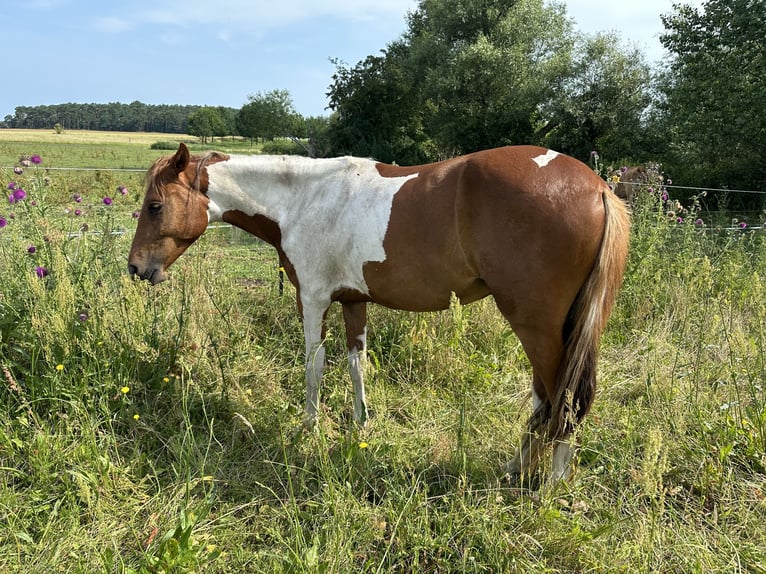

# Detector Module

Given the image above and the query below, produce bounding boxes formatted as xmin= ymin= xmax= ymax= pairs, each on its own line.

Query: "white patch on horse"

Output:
xmin=205 ymin=155 xmax=418 ymax=299
xmin=532 ymin=150 xmax=559 ymax=168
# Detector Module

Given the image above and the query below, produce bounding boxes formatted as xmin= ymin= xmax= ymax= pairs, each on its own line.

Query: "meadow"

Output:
xmin=0 ymin=130 xmax=765 ymax=573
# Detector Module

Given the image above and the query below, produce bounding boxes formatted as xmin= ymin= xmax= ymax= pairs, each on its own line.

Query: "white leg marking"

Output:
xmin=507 ymin=385 xmax=546 ymax=477
xmin=348 ymin=329 xmax=368 ymax=425
xmin=302 ymin=302 xmax=328 ymax=424
xmin=550 ymin=440 xmax=574 ymax=483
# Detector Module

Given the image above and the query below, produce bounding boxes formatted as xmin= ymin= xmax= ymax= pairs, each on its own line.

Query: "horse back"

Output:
xmin=362 ymin=146 xmax=609 ymax=312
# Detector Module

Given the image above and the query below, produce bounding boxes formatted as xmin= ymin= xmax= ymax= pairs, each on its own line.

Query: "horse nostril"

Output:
xmin=128 ymin=264 xmax=138 ymax=277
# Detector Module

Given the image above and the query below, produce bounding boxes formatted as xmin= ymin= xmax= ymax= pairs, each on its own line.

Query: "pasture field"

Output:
xmin=0 ymin=132 xmax=765 ymax=573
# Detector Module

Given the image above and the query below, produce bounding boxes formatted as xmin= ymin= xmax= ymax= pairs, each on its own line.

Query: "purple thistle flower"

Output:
xmin=661 ymin=192 xmax=669 ymax=202
xmin=0 ymin=216 xmax=6 ymax=228
xmin=72 ymin=193 xmax=82 ymax=203
xmin=12 ymin=189 xmax=26 ymax=202
xmin=27 ymin=245 xmax=36 ymax=254
xmin=132 ymin=210 xmax=141 ymax=219
xmin=677 ymin=217 xmax=684 ymax=223
xmin=739 ymin=222 xmax=748 ymax=229
xmin=78 ymin=312 xmax=88 ymax=322
xmin=103 ymin=197 xmax=113 ymax=206
xmin=74 ymin=209 xmax=82 ymax=216
xmin=117 ymin=185 xmax=128 ymax=195
xmin=620 ymin=166 xmax=628 ymax=174
xmin=695 ymin=218 xmax=704 ymax=226
xmin=30 ymin=155 xmax=42 ymax=165
xmin=7 ymin=182 xmax=16 ymax=190
xmin=35 ymin=266 xmax=48 ymax=278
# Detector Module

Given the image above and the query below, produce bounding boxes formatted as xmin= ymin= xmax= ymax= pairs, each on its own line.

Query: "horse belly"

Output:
xmin=362 ymin=246 xmax=486 ymax=311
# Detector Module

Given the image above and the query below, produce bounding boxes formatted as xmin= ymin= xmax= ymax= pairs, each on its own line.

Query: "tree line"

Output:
xmin=2 ymin=0 xmax=763 ymax=199
xmin=2 ymin=101 xmax=221 ymax=134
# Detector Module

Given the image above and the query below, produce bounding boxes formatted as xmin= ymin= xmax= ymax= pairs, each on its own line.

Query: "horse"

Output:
xmin=128 ymin=143 xmax=630 ymax=483
xmin=612 ymin=165 xmax=648 ymax=203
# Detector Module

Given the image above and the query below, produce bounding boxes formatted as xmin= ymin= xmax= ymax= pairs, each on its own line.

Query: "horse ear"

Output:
xmin=173 ymin=143 xmax=190 ymax=173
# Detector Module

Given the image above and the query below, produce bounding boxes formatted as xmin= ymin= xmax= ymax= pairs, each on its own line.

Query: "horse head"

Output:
xmin=128 ymin=143 xmax=215 ymax=284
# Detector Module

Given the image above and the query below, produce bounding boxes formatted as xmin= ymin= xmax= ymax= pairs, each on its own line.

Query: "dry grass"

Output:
xmin=0 ymin=128 xmax=189 ymax=145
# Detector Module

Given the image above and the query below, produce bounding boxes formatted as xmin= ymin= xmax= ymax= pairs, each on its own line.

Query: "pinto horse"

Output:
xmin=128 ymin=143 xmax=630 ymax=482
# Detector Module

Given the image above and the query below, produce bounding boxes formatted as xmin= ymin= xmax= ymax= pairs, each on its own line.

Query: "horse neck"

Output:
xmin=206 ymin=154 xmax=355 ymax=222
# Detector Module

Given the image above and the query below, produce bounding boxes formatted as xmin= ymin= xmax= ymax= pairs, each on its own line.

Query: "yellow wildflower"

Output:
xmin=120 ymin=386 xmax=130 ymax=394
xmin=358 ymin=442 xmax=369 ymax=449
xmin=55 ymin=364 xmax=64 ymax=371
xmin=133 ymin=413 xmax=140 ymax=421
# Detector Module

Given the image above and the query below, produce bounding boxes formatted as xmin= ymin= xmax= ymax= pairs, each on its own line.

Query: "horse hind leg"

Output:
xmin=506 ymin=380 xmax=549 ymax=480
xmin=502 ymin=322 xmax=572 ymax=484
xmin=342 ymin=302 xmax=369 ymax=425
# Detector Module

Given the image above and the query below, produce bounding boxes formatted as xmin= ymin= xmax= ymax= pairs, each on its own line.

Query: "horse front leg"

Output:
xmin=342 ymin=302 xmax=369 ymax=425
xmin=302 ymin=300 xmax=329 ymax=427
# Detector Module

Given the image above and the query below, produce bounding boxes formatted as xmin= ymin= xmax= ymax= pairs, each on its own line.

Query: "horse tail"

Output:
xmin=547 ymin=186 xmax=630 ymax=441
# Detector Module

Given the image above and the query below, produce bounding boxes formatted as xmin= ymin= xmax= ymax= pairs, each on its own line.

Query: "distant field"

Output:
xmin=0 ymin=128 xmax=189 ymax=145
xmin=0 ymin=129 xmax=265 ymax=170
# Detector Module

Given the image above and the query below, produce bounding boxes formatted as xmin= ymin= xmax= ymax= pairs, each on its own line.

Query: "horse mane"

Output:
xmin=146 ymin=150 xmax=229 ymax=194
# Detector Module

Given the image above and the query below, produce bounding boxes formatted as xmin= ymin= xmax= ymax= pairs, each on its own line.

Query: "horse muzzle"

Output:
xmin=128 ymin=263 xmax=167 ymax=285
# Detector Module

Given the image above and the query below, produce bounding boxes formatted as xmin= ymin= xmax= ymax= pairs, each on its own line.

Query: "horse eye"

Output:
xmin=148 ymin=202 xmax=163 ymax=215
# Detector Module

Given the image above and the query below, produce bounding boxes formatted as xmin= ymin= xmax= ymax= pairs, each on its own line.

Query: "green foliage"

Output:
xmin=3 ymin=102 xmax=233 ymax=134
xmin=150 ymin=141 xmax=181 ymax=150
xmin=327 ymin=0 xmax=654 ymax=164
xmin=658 ymin=0 xmax=766 ymax=194
xmin=236 ymin=90 xmax=301 ymax=142
xmin=186 ymin=107 xmax=236 ymax=143
xmin=1 ymin=138 xmax=766 ymax=572
xmin=540 ymin=33 xmax=653 ymax=160
xmin=261 ymin=138 xmax=309 ymax=156
xmin=412 ymin=0 xmax=575 ymax=154
xmin=328 ymin=51 xmax=433 ymax=164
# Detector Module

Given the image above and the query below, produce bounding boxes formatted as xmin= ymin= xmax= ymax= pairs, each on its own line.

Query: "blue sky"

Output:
xmin=2 ymin=0 xmax=697 ymax=121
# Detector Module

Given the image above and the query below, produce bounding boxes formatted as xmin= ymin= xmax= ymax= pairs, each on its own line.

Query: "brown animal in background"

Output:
xmin=613 ymin=166 xmax=648 ymax=203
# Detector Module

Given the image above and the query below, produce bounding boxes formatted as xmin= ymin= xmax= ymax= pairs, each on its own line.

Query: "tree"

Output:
xmin=327 ymin=47 xmax=431 ymax=164
xmin=236 ymin=90 xmax=300 ymax=142
xmin=409 ymin=0 xmax=575 ymax=155
xmin=539 ymin=33 xmax=653 ymax=161
xmin=187 ymin=107 xmax=224 ymax=143
xmin=658 ymin=0 xmax=766 ymax=191
xmin=329 ymin=0 xmax=654 ymax=162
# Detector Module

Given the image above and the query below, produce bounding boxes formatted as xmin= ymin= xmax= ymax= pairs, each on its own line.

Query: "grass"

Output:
xmin=0 ymin=131 xmax=765 ymax=572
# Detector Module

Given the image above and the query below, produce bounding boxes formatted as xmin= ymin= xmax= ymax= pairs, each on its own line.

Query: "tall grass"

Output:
xmin=0 ymin=140 xmax=764 ymax=572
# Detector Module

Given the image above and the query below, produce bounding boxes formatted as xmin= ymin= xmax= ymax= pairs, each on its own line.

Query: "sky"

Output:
xmin=2 ymin=0 xmax=701 ymax=120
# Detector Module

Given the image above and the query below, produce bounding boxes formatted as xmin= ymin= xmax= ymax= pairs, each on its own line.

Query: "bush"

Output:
xmin=261 ymin=138 xmax=308 ymax=156
xmin=150 ymin=141 xmax=181 ymax=150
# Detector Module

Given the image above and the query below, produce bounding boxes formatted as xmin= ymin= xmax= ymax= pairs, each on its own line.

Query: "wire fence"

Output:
xmin=3 ymin=165 xmax=765 ymax=195
xmin=5 ymin=165 xmax=766 ymax=236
